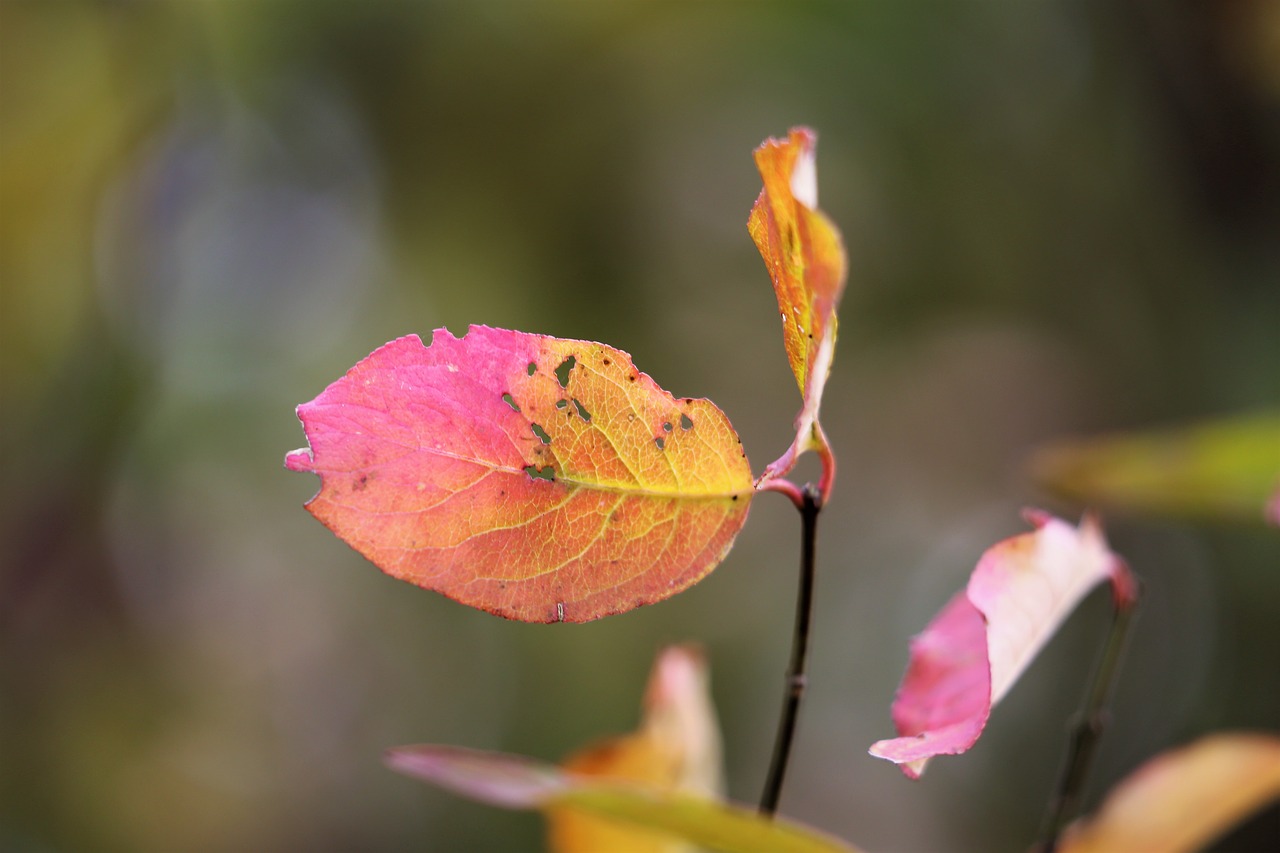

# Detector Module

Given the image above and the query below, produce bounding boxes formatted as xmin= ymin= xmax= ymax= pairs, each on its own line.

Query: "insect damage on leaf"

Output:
xmin=286 ymin=326 xmax=754 ymax=623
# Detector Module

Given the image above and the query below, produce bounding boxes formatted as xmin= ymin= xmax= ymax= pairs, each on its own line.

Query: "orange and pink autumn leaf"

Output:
xmin=286 ymin=128 xmax=846 ymax=622
xmin=870 ymin=511 xmax=1137 ymax=778
xmin=286 ymin=326 xmax=753 ymax=623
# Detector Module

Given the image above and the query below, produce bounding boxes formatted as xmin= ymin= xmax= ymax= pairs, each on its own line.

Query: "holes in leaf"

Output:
xmin=527 ymin=362 xmax=537 ymax=376
xmin=524 ymin=464 xmax=555 ymax=482
xmin=680 ymin=413 xmax=694 ymax=430
xmin=572 ymin=398 xmax=591 ymax=422
xmin=555 ymin=356 xmax=576 ymax=388
xmin=531 ymin=423 xmax=551 ymax=445
xmin=502 ymin=393 xmax=520 ymax=412
xmin=555 ymin=399 xmax=568 ymax=409
xmin=654 ymin=436 xmax=665 ymax=450
xmin=662 ymin=421 xmax=672 ymax=433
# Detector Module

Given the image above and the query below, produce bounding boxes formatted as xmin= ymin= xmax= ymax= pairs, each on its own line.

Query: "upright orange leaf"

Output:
xmin=286 ymin=326 xmax=753 ymax=622
xmin=748 ymin=128 xmax=847 ymax=495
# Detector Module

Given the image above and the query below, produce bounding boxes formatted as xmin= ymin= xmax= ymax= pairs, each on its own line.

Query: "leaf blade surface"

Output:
xmin=286 ymin=326 xmax=753 ymax=622
xmin=870 ymin=512 xmax=1134 ymax=778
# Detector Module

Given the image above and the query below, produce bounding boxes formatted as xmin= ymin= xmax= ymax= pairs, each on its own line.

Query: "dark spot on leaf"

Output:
xmin=527 ymin=362 xmax=537 ymax=376
xmin=654 ymin=436 xmax=665 ymax=450
xmin=531 ymin=423 xmax=551 ymax=445
xmin=572 ymin=398 xmax=591 ymax=422
xmin=732 ymin=495 xmax=738 ymax=501
xmin=662 ymin=422 xmax=672 ymax=432
xmin=680 ymin=414 xmax=694 ymax=430
xmin=353 ymin=474 xmax=369 ymax=492
xmin=524 ymin=464 xmax=555 ymax=482
xmin=628 ymin=374 xmax=636 ymax=382
xmin=684 ymin=398 xmax=692 ymax=404
xmin=556 ymin=399 xmax=568 ymax=409
xmin=602 ymin=357 xmax=611 ymax=365
xmin=555 ymin=356 xmax=576 ymax=388
xmin=502 ymin=393 xmax=520 ymax=412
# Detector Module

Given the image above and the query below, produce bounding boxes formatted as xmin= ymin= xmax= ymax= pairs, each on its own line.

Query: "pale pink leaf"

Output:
xmin=870 ymin=512 xmax=1135 ymax=778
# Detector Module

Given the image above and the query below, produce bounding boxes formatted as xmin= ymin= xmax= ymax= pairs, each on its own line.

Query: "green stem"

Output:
xmin=758 ymin=483 xmax=822 ymax=817
xmin=1037 ymin=592 xmax=1139 ymax=851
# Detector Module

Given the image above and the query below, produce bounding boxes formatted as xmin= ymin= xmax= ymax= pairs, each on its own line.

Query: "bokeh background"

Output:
xmin=3 ymin=2 xmax=1278 ymax=850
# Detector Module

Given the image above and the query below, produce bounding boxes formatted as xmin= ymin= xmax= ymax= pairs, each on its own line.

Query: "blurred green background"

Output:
xmin=3 ymin=2 xmax=1278 ymax=850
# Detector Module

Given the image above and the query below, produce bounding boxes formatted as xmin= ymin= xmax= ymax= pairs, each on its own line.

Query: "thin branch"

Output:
xmin=759 ymin=483 xmax=822 ymax=816
xmin=1037 ymin=588 xmax=1140 ymax=851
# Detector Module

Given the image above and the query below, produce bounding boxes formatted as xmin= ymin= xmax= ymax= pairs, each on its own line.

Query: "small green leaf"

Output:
xmin=1031 ymin=412 xmax=1280 ymax=525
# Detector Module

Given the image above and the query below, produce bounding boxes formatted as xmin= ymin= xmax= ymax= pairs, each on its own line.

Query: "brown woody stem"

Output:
xmin=1036 ymin=587 xmax=1140 ymax=851
xmin=759 ymin=483 xmax=821 ymax=816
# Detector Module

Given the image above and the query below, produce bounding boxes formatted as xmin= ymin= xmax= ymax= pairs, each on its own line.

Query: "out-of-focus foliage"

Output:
xmin=1059 ymin=733 xmax=1280 ymax=853
xmin=3 ymin=2 xmax=1279 ymax=851
xmin=1033 ymin=412 xmax=1280 ymax=525
xmin=869 ymin=513 xmax=1134 ymax=779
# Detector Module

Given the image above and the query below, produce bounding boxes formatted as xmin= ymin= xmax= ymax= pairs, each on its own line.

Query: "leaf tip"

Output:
xmin=385 ymin=745 xmax=566 ymax=810
xmin=867 ymin=739 xmax=929 ymax=780
xmin=284 ymin=447 xmax=314 ymax=472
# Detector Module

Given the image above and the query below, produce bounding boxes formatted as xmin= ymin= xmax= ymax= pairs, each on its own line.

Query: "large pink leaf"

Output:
xmin=869 ymin=512 xmax=1136 ymax=778
xmin=286 ymin=326 xmax=753 ymax=623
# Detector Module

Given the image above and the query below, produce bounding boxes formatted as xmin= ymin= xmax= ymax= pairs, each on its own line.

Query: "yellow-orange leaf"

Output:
xmin=548 ymin=646 xmax=722 ymax=853
xmin=1058 ymin=732 xmax=1280 ymax=853
xmin=748 ymin=127 xmax=847 ymax=490
xmin=286 ymin=326 xmax=753 ymax=622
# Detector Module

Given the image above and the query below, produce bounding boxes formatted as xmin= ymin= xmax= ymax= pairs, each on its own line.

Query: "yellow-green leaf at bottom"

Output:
xmin=386 ymin=745 xmax=860 ymax=853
